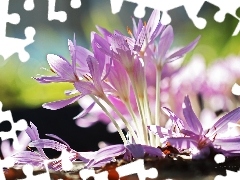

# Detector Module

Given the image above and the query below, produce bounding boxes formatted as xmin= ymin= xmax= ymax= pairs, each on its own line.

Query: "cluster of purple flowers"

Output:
xmin=12 ymin=10 xmax=240 ymax=170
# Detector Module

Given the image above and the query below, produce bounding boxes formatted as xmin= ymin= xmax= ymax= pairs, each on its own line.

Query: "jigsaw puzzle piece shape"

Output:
xmin=48 ymin=0 xmax=67 ymax=22
xmin=0 ymin=0 xmax=20 ymax=37
xmin=24 ymin=0 xmax=35 ymax=11
xmin=0 ymin=157 xmax=14 ymax=180
xmin=20 ymin=161 xmax=51 ymax=180
xmin=0 ymin=26 xmax=35 ymax=62
xmin=70 ymin=0 xmax=81 ymax=9
xmin=198 ymin=2 xmax=239 ymax=38
xmin=116 ymin=159 xmax=158 ymax=180
xmin=0 ymin=102 xmax=28 ymax=150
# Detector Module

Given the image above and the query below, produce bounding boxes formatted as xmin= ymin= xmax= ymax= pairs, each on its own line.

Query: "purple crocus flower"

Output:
xmin=149 ymin=96 xmax=240 ymax=158
xmin=12 ymin=122 xmax=79 ymax=171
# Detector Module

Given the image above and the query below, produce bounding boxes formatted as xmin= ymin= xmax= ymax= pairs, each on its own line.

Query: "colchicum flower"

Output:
xmin=12 ymin=9 xmax=240 ymax=171
xmin=149 ymin=96 xmax=240 ymax=158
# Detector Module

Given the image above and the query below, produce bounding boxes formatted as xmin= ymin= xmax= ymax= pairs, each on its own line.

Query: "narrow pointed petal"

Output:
xmin=73 ymin=102 xmax=95 ymax=119
xmin=146 ymin=10 xmax=160 ymax=37
xmin=214 ymin=136 xmax=240 ymax=152
xmin=33 ymin=76 xmax=68 ymax=83
xmin=133 ymin=26 xmax=146 ymax=52
xmin=86 ymin=56 xmax=102 ymax=89
xmin=45 ymin=134 xmax=70 ymax=148
xmin=157 ymin=25 xmax=174 ymax=65
xmin=47 ymin=54 xmax=76 ymax=81
xmin=43 ymin=95 xmax=81 ymax=110
xmin=182 ymin=96 xmax=203 ymax=135
xmin=96 ymin=26 xmax=112 ymax=41
xmin=29 ymin=139 xmax=68 ymax=151
xmin=85 ymin=144 xmax=126 ymax=168
xmin=26 ymin=122 xmax=39 ymax=140
xmin=166 ymin=35 xmax=200 ymax=63
xmin=210 ymin=107 xmax=240 ymax=135
xmin=161 ymin=107 xmax=186 ymax=129
xmin=78 ymin=151 xmax=97 ymax=163
xmin=25 ymin=122 xmax=48 ymax=159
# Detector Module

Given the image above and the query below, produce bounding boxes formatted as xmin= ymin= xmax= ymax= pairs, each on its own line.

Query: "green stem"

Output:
xmin=102 ymin=95 xmax=139 ymax=144
xmin=91 ymin=95 xmax=127 ymax=144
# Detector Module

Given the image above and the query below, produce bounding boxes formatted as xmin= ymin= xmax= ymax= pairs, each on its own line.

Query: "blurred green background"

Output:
xmin=1 ymin=0 xmax=240 ymax=110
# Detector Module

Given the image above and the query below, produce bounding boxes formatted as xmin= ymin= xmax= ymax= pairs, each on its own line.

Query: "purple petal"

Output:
xmin=149 ymin=23 xmax=165 ymax=43
xmin=91 ymin=32 xmax=112 ymax=57
xmin=33 ymin=76 xmax=69 ymax=83
xmin=43 ymin=95 xmax=81 ymax=110
xmin=85 ymin=144 xmax=126 ymax=168
xmin=26 ymin=122 xmax=39 ymax=141
xmin=47 ymin=54 xmax=76 ymax=81
xmin=214 ymin=136 xmax=240 ymax=152
xmin=146 ymin=10 xmax=160 ymax=37
xmin=86 ymin=56 xmax=103 ymax=91
xmin=142 ymin=145 xmax=163 ymax=157
xmin=74 ymin=80 xmax=94 ymax=95
xmin=126 ymin=144 xmax=144 ymax=159
xmin=168 ymin=137 xmax=198 ymax=149
xmin=161 ymin=107 xmax=185 ymax=129
xmin=166 ymin=35 xmax=201 ymax=63
xmin=73 ymin=102 xmax=95 ymax=119
xmin=45 ymin=134 xmax=70 ymax=148
xmin=133 ymin=26 xmax=146 ymax=52
xmin=12 ymin=151 xmax=47 ymax=167
xmin=78 ymin=151 xmax=97 ymax=163
xmin=182 ymin=96 xmax=203 ymax=135
xmin=96 ymin=26 xmax=112 ymax=41
xmin=147 ymin=125 xmax=173 ymax=138
xmin=210 ymin=107 xmax=240 ymax=135
xmin=158 ymin=25 xmax=174 ymax=65
xmin=29 ymin=139 xmax=67 ymax=151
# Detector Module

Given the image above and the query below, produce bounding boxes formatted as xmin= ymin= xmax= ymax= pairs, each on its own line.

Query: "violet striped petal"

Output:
xmin=161 ymin=107 xmax=185 ymax=129
xmin=47 ymin=54 xmax=76 ymax=81
xmin=142 ymin=145 xmax=163 ymax=157
xmin=182 ymin=96 xmax=203 ymax=135
xmin=33 ymin=76 xmax=69 ymax=83
xmin=29 ymin=139 xmax=68 ymax=151
xmin=26 ymin=122 xmax=39 ymax=140
xmin=166 ymin=35 xmax=200 ymax=63
xmin=96 ymin=26 xmax=112 ymax=41
xmin=214 ymin=136 xmax=240 ymax=152
xmin=73 ymin=102 xmax=95 ymax=119
xmin=126 ymin=144 xmax=144 ymax=159
xmin=12 ymin=151 xmax=47 ymax=167
xmin=43 ymin=95 xmax=82 ymax=110
xmin=168 ymin=137 xmax=198 ymax=149
xmin=158 ymin=25 xmax=174 ymax=65
xmin=85 ymin=144 xmax=126 ymax=168
xmin=210 ymin=107 xmax=240 ymax=135
xmin=147 ymin=125 xmax=173 ymax=138
xmin=78 ymin=151 xmax=97 ymax=163
xmin=45 ymin=134 xmax=70 ymax=148
xmin=146 ymin=10 xmax=160 ymax=38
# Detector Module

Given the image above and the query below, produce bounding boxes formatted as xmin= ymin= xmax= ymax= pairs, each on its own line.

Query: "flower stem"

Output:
xmin=102 ymin=95 xmax=139 ymax=144
xmin=155 ymin=67 xmax=161 ymax=146
xmin=91 ymin=95 xmax=128 ymax=144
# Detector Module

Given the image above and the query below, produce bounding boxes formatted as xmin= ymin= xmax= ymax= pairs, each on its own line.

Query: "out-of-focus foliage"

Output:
xmin=0 ymin=0 xmax=240 ymax=109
